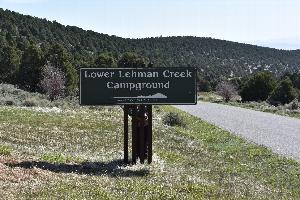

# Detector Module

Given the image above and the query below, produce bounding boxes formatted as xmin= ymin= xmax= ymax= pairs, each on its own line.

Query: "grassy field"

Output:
xmin=1 ymin=105 xmax=300 ymax=199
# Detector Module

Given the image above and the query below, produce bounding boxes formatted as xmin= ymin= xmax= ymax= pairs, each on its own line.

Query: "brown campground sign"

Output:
xmin=80 ymin=67 xmax=197 ymax=105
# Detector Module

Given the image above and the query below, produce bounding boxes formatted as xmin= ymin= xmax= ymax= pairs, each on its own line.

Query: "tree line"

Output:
xmin=1 ymin=7 xmax=300 ymax=86
xmin=203 ymin=71 xmax=300 ymax=105
xmin=240 ymin=72 xmax=300 ymax=105
xmin=1 ymin=8 xmax=300 ymax=103
xmin=0 ymin=35 xmax=150 ymax=99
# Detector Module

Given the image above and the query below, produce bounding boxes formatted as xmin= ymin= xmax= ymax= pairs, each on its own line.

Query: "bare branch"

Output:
xmin=216 ymin=81 xmax=238 ymax=102
xmin=40 ymin=63 xmax=66 ymax=101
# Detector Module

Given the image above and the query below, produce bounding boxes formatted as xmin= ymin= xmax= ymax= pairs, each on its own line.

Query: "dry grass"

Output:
xmin=224 ymin=101 xmax=300 ymax=119
xmin=198 ymin=91 xmax=300 ymax=119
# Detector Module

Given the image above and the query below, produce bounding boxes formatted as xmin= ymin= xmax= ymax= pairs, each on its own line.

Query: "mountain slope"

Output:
xmin=0 ymin=8 xmax=300 ymax=81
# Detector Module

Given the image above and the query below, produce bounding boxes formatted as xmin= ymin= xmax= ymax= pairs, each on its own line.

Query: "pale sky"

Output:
xmin=0 ymin=0 xmax=300 ymax=49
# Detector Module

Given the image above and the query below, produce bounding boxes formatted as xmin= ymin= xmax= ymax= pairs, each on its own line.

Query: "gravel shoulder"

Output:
xmin=176 ymin=102 xmax=300 ymax=161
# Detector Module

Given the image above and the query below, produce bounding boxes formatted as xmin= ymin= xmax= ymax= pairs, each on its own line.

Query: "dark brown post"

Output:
xmin=147 ymin=105 xmax=153 ymax=164
xmin=140 ymin=105 xmax=145 ymax=163
xmin=131 ymin=106 xmax=137 ymax=164
xmin=123 ymin=105 xmax=129 ymax=164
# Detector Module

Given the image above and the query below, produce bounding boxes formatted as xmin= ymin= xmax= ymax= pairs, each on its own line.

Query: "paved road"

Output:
xmin=176 ymin=102 xmax=300 ymax=161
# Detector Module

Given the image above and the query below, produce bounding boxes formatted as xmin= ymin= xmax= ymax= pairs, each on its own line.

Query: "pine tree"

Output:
xmin=268 ymin=78 xmax=298 ymax=105
xmin=118 ymin=52 xmax=148 ymax=68
xmin=240 ymin=72 xmax=276 ymax=102
xmin=94 ymin=52 xmax=117 ymax=68
xmin=0 ymin=42 xmax=20 ymax=84
xmin=18 ymin=43 xmax=43 ymax=92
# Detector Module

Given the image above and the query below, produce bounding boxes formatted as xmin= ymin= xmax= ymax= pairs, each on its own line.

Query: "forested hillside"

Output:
xmin=1 ymin=8 xmax=300 ymax=91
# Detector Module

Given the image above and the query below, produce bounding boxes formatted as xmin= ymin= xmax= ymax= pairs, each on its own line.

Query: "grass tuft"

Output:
xmin=40 ymin=153 xmax=81 ymax=164
xmin=162 ymin=112 xmax=186 ymax=127
xmin=0 ymin=144 xmax=14 ymax=155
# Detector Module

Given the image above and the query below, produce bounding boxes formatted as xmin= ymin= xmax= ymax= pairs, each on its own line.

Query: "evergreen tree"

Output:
xmin=268 ymin=78 xmax=298 ymax=105
xmin=0 ymin=43 xmax=20 ymax=84
xmin=18 ymin=43 xmax=43 ymax=92
xmin=282 ymin=73 xmax=300 ymax=90
xmin=197 ymin=79 xmax=211 ymax=92
xmin=1 ymin=8 xmax=300 ymax=91
xmin=240 ymin=72 xmax=276 ymax=102
xmin=94 ymin=52 xmax=117 ymax=68
xmin=118 ymin=52 xmax=148 ymax=68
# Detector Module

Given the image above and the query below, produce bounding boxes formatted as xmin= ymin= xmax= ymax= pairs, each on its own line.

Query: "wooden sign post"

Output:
xmin=80 ymin=67 xmax=197 ymax=164
xmin=124 ymin=105 xmax=129 ymax=163
xmin=123 ymin=105 xmax=153 ymax=164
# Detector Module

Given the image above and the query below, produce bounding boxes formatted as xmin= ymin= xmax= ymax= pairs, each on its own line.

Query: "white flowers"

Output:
xmin=23 ymin=106 xmax=62 ymax=113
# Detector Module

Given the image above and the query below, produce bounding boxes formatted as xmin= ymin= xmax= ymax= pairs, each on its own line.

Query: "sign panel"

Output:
xmin=80 ymin=67 xmax=197 ymax=105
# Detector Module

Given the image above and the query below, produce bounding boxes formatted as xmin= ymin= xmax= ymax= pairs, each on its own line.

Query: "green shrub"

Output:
xmin=118 ymin=52 xmax=148 ymax=68
xmin=163 ymin=112 xmax=186 ymax=127
xmin=0 ymin=145 xmax=13 ymax=155
xmin=197 ymin=79 xmax=211 ymax=92
xmin=0 ymin=97 xmax=20 ymax=106
xmin=240 ymin=72 xmax=276 ymax=102
xmin=0 ymin=83 xmax=79 ymax=108
xmin=40 ymin=153 xmax=75 ymax=164
xmin=18 ymin=43 xmax=43 ymax=92
xmin=285 ymin=99 xmax=300 ymax=110
xmin=23 ymin=98 xmax=38 ymax=107
xmin=4 ymin=99 xmax=16 ymax=106
xmin=154 ymin=105 xmax=161 ymax=113
xmin=268 ymin=78 xmax=298 ymax=105
xmin=0 ymin=84 xmax=50 ymax=107
xmin=94 ymin=52 xmax=117 ymax=68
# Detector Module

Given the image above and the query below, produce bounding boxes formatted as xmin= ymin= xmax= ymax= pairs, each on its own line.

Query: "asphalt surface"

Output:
xmin=176 ymin=102 xmax=300 ymax=161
